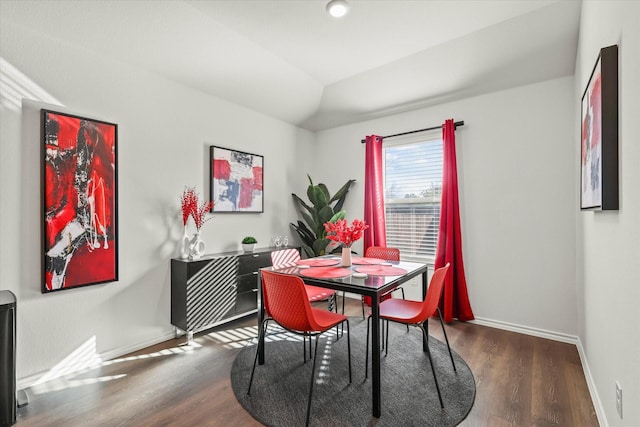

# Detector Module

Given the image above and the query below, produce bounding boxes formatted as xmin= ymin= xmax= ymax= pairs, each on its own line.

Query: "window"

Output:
xmin=384 ymin=138 xmax=442 ymax=260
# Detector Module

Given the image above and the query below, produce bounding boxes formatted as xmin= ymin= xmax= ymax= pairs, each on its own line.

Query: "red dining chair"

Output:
xmin=360 ymin=246 xmax=406 ymax=340
xmin=365 ymin=263 xmax=454 ymax=409
xmin=360 ymin=246 xmax=404 ymax=317
xmin=271 ymin=248 xmax=338 ymax=313
xmin=248 ymin=270 xmax=352 ymax=427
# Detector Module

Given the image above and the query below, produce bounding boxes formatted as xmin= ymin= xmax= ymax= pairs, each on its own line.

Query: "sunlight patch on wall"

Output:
xmin=30 ymin=374 xmax=128 ymax=395
xmin=0 ymin=57 xmax=61 ymax=111
xmin=32 ymin=335 xmax=103 ymax=387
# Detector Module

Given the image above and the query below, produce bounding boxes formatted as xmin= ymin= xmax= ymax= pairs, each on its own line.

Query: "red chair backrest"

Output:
xmin=270 ymin=248 xmax=301 ymax=268
xmin=362 ymin=246 xmax=401 ymax=306
xmin=365 ymin=246 xmax=400 ymax=261
xmin=261 ymin=270 xmax=318 ymax=332
xmin=418 ymin=263 xmax=451 ymax=319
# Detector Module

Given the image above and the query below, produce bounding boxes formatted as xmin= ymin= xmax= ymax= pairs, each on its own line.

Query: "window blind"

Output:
xmin=384 ymin=139 xmax=442 ymax=259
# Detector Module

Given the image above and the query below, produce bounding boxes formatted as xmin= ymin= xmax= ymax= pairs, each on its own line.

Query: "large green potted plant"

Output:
xmin=290 ymin=175 xmax=356 ymax=258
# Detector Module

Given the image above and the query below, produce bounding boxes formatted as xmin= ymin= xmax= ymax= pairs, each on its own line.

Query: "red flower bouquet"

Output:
xmin=324 ymin=218 xmax=368 ymax=248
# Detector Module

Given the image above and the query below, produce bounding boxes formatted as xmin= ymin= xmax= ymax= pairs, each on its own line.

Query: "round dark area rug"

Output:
xmin=230 ymin=318 xmax=475 ymax=426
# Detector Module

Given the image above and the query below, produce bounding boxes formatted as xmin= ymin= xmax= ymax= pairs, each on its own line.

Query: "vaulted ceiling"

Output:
xmin=2 ymin=0 xmax=581 ymax=131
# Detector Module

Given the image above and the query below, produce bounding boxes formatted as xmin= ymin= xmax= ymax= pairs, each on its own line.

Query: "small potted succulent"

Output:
xmin=242 ymin=236 xmax=257 ymax=252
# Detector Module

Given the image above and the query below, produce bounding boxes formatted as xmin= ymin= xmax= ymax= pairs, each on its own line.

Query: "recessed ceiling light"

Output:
xmin=326 ymin=0 xmax=350 ymax=18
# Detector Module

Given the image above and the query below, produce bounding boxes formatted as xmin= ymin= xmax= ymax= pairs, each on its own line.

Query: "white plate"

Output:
xmin=352 ymin=272 xmax=367 ymax=278
xmin=380 ymin=262 xmax=392 ymax=266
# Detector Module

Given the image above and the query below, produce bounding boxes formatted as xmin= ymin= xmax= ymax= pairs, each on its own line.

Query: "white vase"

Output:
xmin=341 ymin=247 xmax=352 ymax=267
xmin=189 ymin=231 xmax=206 ymax=260
xmin=242 ymin=243 xmax=255 ymax=252
xmin=180 ymin=226 xmax=190 ymax=259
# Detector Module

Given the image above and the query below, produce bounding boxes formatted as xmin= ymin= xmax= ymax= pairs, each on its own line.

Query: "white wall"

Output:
xmin=313 ymin=76 xmax=578 ymax=337
xmin=575 ymin=1 xmax=640 ymax=426
xmin=0 ymin=18 xmax=313 ymax=381
xmin=4 ymin=5 xmax=639 ymax=425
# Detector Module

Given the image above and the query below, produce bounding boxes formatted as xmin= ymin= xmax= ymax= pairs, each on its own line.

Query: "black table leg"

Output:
xmin=371 ymin=294 xmax=381 ymax=417
xmin=257 ymin=272 xmax=265 ymax=365
xmin=422 ymin=269 xmax=429 ymax=352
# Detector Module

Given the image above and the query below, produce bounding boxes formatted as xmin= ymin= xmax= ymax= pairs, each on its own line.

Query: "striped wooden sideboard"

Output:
xmin=170 ymin=247 xmax=299 ymax=337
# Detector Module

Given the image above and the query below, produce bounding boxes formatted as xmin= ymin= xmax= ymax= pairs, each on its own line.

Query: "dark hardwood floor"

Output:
xmin=15 ymin=297 xmax=598 ymax=426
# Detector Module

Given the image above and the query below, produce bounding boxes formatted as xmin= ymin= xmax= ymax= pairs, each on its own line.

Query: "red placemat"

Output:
xmin=300 ymin=267 xmax=352 ymax=279
xmin=297 ymin=258 xmax=340 ymax=267
xmin=355 ymin=265 xmax=408 ymax=276
xmin=351 ymin=256 xmax=385 ymax=265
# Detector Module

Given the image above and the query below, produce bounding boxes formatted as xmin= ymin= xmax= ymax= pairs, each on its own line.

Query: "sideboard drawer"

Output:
xmin=237 ymin=272 xmax=259 ymax=294
xmin=235 ymin=290 xmax=258 ymax=314
xmin=238 ymin=252 xmax=272 ymax=274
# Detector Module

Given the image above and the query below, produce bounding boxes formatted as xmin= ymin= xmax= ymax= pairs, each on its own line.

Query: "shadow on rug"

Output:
xmin=230 ymin=317 xmax=475 ymax=426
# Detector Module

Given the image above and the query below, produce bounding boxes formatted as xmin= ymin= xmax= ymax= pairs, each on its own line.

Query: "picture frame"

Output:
xmin=580 ymin=44 xmax=618 ymax=210
xmin=41 ymin=109 xmax=118 ymax=293
xmin=210 ymin=145 xmax=264 ymax=213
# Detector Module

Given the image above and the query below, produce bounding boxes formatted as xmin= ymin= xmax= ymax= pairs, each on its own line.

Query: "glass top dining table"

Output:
xmin=256 ymin=255 xmax=429 ymax=418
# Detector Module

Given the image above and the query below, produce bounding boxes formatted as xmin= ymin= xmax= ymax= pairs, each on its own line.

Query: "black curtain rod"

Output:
xmin=360 ymin=120 xmax=464 ymax=143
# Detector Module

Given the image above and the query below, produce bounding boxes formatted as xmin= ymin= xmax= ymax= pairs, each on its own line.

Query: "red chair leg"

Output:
xmin=437 ymin=307 xmax=456 ymax=371
xmin=305 ymin=336 xmax=320 ymax=427
xmin=418 ymin=324 xmax=444 ymax=408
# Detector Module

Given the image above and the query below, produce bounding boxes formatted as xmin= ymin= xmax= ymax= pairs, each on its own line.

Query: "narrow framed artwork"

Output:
xmin=42 ymin=110 xmax=118 ymax=293
xmin=210 ymin=146 xmax=263 ymax=213
xmin=580 ymin=44 xmax=618 ymax=210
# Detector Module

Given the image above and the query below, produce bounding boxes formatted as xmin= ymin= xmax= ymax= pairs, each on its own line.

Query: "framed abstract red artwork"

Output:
xmin=580 ymin=45 xmax=618 ymax=210
xmin=41 ymin=110 xmax=118 ymax=293
xmin=210 ymin=146 xmax=263 ymax=213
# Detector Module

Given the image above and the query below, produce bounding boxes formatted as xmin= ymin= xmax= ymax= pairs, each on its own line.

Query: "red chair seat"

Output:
xmin=378 ymin=298 xmax=424 ymax=324
xmin=306 ymin=285 xmax=336 ymax=302
xmin=309 ymin=307 xmax=347 ymax=330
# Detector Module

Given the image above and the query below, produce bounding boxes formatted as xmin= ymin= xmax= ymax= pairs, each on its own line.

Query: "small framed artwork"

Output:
xmin=580 ymin=44 xmax=618 ymax=210
xmin=42 ymin=110 xmax=118 ymax=293
xmin=210 ymin=146 xmax=264 ymax=213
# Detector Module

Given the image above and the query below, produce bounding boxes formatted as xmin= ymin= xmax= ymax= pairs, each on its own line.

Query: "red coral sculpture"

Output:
xmin=180 ymin=186 xmax=213 ymax=230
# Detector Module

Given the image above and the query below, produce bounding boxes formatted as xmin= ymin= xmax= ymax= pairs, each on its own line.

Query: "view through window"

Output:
xmin=384 ymin=138 xmax=442 ymax=260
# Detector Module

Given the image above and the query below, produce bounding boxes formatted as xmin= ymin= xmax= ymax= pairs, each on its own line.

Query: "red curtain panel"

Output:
xmin=435 ymin=119 xmax=474 ymax=322
xmin=363 ymin=135 xmax=387 ymax=251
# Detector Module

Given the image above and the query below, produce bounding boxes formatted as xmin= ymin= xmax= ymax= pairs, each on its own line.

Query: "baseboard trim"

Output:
xmin=17 ymin=330 xmax=176 ymax=390
xmin=576 ymin=337 xmax=609 ymax=427
xmin=469 ymin=316 xmax=578 ymax=345
xmin=470 ymin=317 xmax=606 ymax=426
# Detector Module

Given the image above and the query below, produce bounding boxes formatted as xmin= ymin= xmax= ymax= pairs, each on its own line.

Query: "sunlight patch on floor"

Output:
xmin=315 ymin=338 xmax=334 ymax=385
xmin=28 ymin=336 xmax=202 ymax=395
xmin=204 ymin=323 xmax=303 ymax=349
